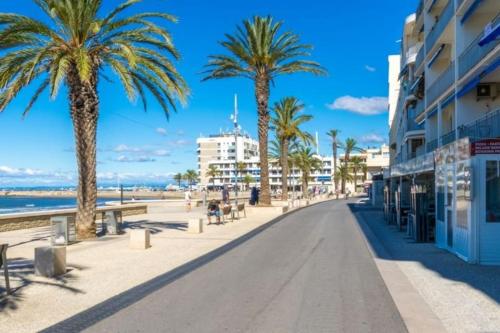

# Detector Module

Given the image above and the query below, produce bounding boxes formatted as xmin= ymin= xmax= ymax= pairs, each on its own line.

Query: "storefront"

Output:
xmin=435 ymin=138 xmax=500 ymax=264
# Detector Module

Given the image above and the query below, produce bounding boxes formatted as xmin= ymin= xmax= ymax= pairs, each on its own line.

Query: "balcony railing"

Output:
xmin=427 ymin=138 xmax=438 ymax=152
xmin=426 ymin=62 xmax=455 ymax=107
xmin=458 ymin=14 xmax=500 ymax=78
xmin=415 ymin=46 xmax=424 ymax=69
xmin=440 ymin=130 xmax=456 ymax=146
xmin=407 ymin=104 xmax=425 ymax=131
xmin=425 ymin=0 xmax=454 ymax=53
xmin=458 ymin=109 xmax=500 ymax=141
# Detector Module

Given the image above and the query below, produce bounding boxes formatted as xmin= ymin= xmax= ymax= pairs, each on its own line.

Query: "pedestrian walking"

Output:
xmin=185 ymin=189 xmax=192 ymax=212
xmin=222 ymin=185 xmax=230 ymax=205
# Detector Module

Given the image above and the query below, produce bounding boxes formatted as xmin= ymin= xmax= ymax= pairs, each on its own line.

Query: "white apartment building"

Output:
xmin=387 ymin=0 xmax=500 ymax=264
xmin=197 ymin=133 xmax=389 ymax=194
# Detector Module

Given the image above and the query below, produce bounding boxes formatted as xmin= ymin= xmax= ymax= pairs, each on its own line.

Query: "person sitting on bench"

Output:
xmin=207 ymin=200 xmax=222 ymax=225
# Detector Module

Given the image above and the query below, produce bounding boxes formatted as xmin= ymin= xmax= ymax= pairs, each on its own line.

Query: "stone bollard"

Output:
xmin=129 ymin=229 xmax=151 ymax=249
xmin=188 ymin=218 xmax=203 ymax=234
xmin=35 ymin=246 xmax=66 ymax=278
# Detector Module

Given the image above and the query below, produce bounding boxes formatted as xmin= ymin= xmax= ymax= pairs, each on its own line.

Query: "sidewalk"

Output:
xmin=351 ymin=201 xmax=500 ymax=333
xmin=0 ymin=199 xmax=328 ymax=333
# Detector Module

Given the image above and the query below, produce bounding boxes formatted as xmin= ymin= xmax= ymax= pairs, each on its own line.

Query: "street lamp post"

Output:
xmin=232 ymin=94 xmax=239 ymax=208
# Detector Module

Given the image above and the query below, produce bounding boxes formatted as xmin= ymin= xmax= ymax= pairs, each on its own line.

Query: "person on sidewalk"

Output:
xmin=207 ymin=200 xmax=222 ymax=225
xmin=185 ymin=189 xmax=192 ymax=212
xmin=222 ymin=185 xmax=230 ymax=205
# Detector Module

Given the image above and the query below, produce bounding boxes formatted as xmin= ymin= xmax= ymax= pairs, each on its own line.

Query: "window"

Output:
xmin=486 ymin=161 xmax=500 ymax=223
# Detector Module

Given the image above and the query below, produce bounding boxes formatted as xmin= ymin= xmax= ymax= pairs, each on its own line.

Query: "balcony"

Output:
xmin=407 ymin=104 xmax=425 ymax=131
xmin=440 ymin=130 xmax=456 ymax=146
xmin=425 ymin=0 xmax=454 ymax=53
xmin=426 ymin=62 xmax=455 ymax=107
xmin=415 ymin=99 xmax=425 ymax=117
xmin=458 ymin=109 xmax=500 ymax=141
xmin=415 ymin=46 xmax=424 ymax=70
xmin=427 ymin=138 xmax=438 ymax=152
xmin=458 ymin=14 xmax=500 ymax=78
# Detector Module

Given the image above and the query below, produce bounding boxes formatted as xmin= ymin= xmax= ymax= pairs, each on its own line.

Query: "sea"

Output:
xmin=0 ymin=196 xmax=118 ymax=215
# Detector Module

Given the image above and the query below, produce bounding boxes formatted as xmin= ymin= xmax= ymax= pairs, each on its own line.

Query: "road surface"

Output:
xmin=50 ymin=199 xmax=407 ymax=333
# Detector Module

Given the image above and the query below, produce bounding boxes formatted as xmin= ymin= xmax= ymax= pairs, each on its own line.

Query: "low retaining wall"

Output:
xmin=0 ymin=204 xmax=148 ymax=232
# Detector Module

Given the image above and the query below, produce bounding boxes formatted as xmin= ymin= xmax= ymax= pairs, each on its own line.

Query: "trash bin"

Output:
xmin=103 ymin=211 xmax=122 ymax=235
xmin=50 ymin=216 xmax=77 ymax=245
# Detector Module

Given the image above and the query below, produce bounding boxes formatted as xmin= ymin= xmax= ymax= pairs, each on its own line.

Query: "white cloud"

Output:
xmin=156 ymin=127 xmax=167 ymax=136
xmin=176 ymin=129 xmax=185 ymax=136
xmin=97 ymin=172 xmax=175 ymax=183
xmin=0 ymin=166 xmax=74 ymax=185
xmin=113 ymin=156 xmax=156 ymax=163
xmin=365 ymin=65 xmax=376 ymax=72
xmin=327 ymin=96 xmax=388 ymax=115
xmin=111 ymin=145 xmax=170 ymax=157
xmin=359 ymin=133 xmax=386 ymax=144
xmin=168 ymin=139 xmax=191 ymax=147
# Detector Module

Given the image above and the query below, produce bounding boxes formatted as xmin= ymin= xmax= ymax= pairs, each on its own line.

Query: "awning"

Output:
xmin=479 ymin=21 xmax=500 ymax=46
xmin=460 ymin=0 xmax=484 ymax=25
xmin=427 ymin=107 xmax=438 ymax=119
xmin=428 ymin=44 xmax=445 ymax=68
xmin=441 ymin=93 xmax=455 ymax=109
xmin=410 ymin=75 xmax=423 ymax=93
xmin=427 ymin=0 xmax=437 ymax=13
xmin=398 ymin=64 xmax=409 ymax=80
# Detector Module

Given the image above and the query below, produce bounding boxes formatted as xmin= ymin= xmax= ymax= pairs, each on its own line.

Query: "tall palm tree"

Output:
xmin=362 ymin=164 xmax=368 ymax=183
xmin=326 ymin=129 xmax=341 ymax=193
xmin=335 ymin=165 xmax=353 ymax=193
xmin=203 ymin=16 xmax=326 ymax=205
xmin=291 ymin=145 xmax=322 ymax=199
xmin=183 ymin=170 xmax=198 ymax=190
xmin=173 ymin=173 xmax=183 ymax=188
xmin=340 ymin=138 xmax=362 ymax=193
xmin=206 ymin=165 xmax=221 ymax=191
xmin=271 ymin=97 xmax=313 ymax=200
xmin=0 ymin=0 xmax=188 ymax=239
xmin=349 ymin=156 xmax=364 ymax=193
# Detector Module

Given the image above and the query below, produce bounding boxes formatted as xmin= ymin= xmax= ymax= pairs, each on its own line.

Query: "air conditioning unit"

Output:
xmin=477 ymin=84 xmax=498 ymax=100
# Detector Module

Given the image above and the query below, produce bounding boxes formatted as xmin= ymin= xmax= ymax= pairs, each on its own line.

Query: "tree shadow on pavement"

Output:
xmin=122 ymin=220 xmax=188 ymax=234
xmin=0 ymin=257 xmax=85 ymax=313
xmin=348 ymin=201 xmax=500 ymax=306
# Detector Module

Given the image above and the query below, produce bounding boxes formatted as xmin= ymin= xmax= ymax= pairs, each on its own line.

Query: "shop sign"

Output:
xmin=471 ymin=139 xmax=500 ymax=155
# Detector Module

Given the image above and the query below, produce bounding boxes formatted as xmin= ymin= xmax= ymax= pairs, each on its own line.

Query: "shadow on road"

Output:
xmin=348 ymin=199 xmax=500 ymax=306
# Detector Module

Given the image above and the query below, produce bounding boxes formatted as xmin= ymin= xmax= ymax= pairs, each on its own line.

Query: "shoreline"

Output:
xmin=0 ymin=190 xmax=183 ymax=199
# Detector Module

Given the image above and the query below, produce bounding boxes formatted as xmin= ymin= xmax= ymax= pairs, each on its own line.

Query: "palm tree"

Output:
xmin=0 ymin=0 xmax=188 ymax=239
xmin=271 ymin=97 xmax=313 ymax=200
xmin=291 ymin=145 xmax=322 ymax=199
xmin=203 ymin=16 xmax=326 ymax=205
xmin=362 ymin=164 xmax=368 ymax=183
xmin=206 ymin=165 xmax=221 ymax=191
xmin=340 ymin=138 xmax=363 ymax=193
xmin=349 ymin=156 xmax=364 ymax=193
xmin=173 ymin=173 xmax=183 ymax=188
xmin=183 ymin=170 xmax=198 ymax=190
xmin=335 ymin=165 xmax=353 ymax=194
xmin=243 ymin=174 xmax=254 ymax=190
xmin=326 ymin=129 xmax=341 ymax=193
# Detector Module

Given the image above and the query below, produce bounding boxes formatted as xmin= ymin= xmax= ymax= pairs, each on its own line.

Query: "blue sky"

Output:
xmin=0 ymin=0 xmax=417 ymax=186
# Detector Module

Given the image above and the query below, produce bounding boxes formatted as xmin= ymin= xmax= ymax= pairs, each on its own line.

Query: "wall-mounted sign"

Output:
xmin=471 ymin=139 xmax=500 ymax=155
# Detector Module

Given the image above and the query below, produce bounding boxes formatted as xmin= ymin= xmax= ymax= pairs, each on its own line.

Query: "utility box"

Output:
xmin=50 ymin=216 xmax=77 ymax=246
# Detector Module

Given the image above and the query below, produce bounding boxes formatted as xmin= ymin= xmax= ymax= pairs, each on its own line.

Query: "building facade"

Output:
xmin=197 ymin=133 xmax=389 ymax=194
xmin=387 ymin=0 xmax=500 ymax=264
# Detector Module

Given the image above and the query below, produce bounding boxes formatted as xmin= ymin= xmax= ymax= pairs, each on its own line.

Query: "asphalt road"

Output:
xmin=76 ymin=199 xmax=407 ymax=332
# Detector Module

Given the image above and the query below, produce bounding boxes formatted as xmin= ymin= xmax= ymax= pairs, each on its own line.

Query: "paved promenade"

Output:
xmin=45 ymin=199 xmax=407 ymax=333
xmin=0 ymin=199 xmax=314 ymax=332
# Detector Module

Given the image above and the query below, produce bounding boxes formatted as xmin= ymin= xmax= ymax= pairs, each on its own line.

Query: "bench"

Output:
xmin=0 ymin=244 xmax=10 ymax=294
xmin=221 ymin=205 xmax=233 ymax=223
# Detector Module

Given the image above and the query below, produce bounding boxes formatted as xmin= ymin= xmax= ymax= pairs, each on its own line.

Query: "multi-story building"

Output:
xmin=197 ymin=133 xmax=389 ymax=194
xmin=387 ymin=0 xmax=500 ymax=264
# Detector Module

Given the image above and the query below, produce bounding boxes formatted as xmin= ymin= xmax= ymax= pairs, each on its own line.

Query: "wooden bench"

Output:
xmin=221 ymin=205 xmax=233 ymax=223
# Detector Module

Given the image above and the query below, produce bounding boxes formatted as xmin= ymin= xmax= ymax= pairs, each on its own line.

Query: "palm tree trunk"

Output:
xmin=280 ymin=138 xmax=289 ymax=200
xmin=68 ymin=65 xmax=99 ymax=240
xmin=255 ymin=75 xmax=271 ymax=205
xmin=333 ymin=140 xmax=338 ymax=192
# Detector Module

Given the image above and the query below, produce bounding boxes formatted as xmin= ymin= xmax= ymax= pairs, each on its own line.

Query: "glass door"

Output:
xmin=445 ymin=164 xmax=455 ymax=248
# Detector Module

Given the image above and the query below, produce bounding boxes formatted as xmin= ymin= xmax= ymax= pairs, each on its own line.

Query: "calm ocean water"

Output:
xmin=0 ymin=197 xmax=118 ymax=214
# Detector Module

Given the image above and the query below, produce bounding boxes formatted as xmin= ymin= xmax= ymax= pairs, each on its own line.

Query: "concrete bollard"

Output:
xmin=35 ymin=246 xmax=66 ymax=278
xmin=188 ymin=218 xmax=203 ymax=234
xmin=129 ymin=229 xmax=151 ymax=249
